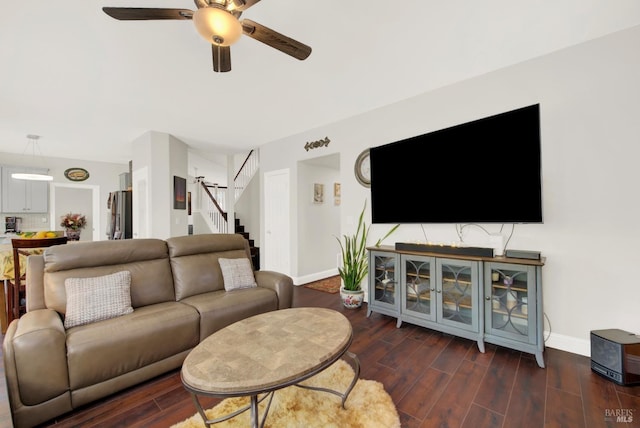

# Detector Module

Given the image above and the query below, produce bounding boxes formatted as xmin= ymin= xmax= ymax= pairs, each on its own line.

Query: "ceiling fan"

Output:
xmin=102 ymin=0 xmax=312 ymax=72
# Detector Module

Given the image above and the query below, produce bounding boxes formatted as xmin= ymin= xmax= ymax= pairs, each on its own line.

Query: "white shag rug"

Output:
xmin=172 ymin=359 xmax=401 ymax=428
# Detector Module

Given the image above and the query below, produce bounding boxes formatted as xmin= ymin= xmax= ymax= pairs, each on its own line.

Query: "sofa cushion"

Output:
xmin=180 ymin=287 xmax=278 ymax=341
xmin=64 ymin=271 xmax=134 ymax=329
xmin=42 ymin=239 xmax=175 ymax=313
xmin=167 ymin=234 xmax=253 ymax=300
xmin=65 ymin=301 xmax=200 ymax=390
xmin=219 ymin=258 xmax=257 ymax=291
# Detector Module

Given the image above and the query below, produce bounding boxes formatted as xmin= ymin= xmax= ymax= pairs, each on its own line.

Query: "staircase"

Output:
xmin=234 ymin=217 xmax=260 ymax=270
xmin=195 ymin=150 xmax=261 ymax=269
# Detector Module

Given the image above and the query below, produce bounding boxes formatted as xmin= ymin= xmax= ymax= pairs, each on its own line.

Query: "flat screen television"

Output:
xmin=370 ymin=104 xmax=543 ymax=224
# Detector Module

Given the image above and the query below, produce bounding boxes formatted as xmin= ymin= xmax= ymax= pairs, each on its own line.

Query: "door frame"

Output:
xmin=50 ymin=182 xmax=101 ymax=241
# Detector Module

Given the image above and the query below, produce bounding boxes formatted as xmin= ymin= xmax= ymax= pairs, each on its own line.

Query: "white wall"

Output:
xmin=131 ymin=131 xmax=188 ymax=239
xmin=259 ymin=24 xmax=640 ymax=356
xmin=235 ymin=173 xmax=260 ymax=245
xmin=188 ymin=151 xmax=227 ymax=186
xmin=169 ymin=135 xmax=189 ymax=237
xmin=297 ymin=155 xmax=341 ymax=279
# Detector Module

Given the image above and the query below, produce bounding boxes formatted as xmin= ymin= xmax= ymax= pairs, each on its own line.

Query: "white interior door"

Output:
xmin=264 ymin=169 xmax=290 ymax=275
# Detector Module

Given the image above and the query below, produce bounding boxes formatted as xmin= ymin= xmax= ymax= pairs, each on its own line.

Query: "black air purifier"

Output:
xmin=590 ymin=329 xmax=640 ymax=385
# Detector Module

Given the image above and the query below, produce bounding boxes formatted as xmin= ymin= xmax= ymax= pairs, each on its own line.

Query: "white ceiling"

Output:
xmin=2 ymin=0 xmax=640 ymax=165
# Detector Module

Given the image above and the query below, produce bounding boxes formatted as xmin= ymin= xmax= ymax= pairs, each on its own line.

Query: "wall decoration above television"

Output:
xmin=370 ymin=104 xmax=543 ymax=224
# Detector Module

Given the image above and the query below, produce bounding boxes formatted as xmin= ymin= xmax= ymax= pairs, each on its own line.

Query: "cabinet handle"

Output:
xmin=485 ymin=296 xmax=491 ymax=301
xmin=430 ymin=287 xmax=435 ymax=292
xmin=436 ymin=289 xmax=441 ymax=293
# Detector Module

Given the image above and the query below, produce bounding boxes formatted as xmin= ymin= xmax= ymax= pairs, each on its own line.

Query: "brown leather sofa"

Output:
xmin=2 ymin=233 xmax=293 ymax=428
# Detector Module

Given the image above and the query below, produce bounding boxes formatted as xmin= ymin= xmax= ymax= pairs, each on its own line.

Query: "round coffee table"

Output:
xmin=181 ymin=307 xmax=360 ymax=428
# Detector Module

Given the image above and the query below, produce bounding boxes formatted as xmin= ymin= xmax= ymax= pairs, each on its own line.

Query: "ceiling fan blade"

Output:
xmin=241 ymin=19 xmax=311 ymax=60
xmin=230 ymin=0 xmax=262 ymax=12
xmin=212 ymin=45 xmax=232 ymax=72
xmin=102 ymin=7 xmax=193 ymax=21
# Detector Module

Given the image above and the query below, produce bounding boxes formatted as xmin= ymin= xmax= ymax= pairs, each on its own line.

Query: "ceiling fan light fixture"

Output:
xmin=193 ymin=7 xmax=242 ymax=46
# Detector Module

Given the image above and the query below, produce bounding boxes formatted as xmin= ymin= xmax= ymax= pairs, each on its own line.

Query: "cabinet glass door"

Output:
xmin=401 ymin=255 xmax=435 ymax=321
xmin=371 ymin=252 xmax=398 ymax=307
xmin=486 ymin=263 xmax=535 ymax=343
xmin=437 ymin=259 xmax=479 ymax=332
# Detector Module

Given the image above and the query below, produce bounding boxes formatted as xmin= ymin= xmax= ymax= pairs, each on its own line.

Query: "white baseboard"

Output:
xmin=292 ymin=268 xmax=339 ymax=286
xmin=544 ymin=331 xmax=591 ymax=357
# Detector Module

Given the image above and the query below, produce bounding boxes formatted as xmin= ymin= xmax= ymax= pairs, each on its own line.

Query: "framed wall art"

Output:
xmin=174 ymin=176 xmax=186 ymax=209
xmin=64 ymin=167 xmax=90 ymax=182
xmin=313 ymin=183 xmax=324 ymax=204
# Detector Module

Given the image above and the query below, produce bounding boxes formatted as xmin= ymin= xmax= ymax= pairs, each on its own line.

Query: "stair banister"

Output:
xmin=199 ymin=149 xmax=258 ymax=234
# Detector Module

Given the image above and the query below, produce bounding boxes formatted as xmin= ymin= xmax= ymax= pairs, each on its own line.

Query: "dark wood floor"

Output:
xmin=2 ymin=285 xmax=640 ymax=428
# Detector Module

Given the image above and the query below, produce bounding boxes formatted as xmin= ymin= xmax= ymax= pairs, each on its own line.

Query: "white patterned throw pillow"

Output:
xmin=64 ymin=271 xmax=134 ymax=329
xmin=218 ymin=258 xmax=257 ymax=291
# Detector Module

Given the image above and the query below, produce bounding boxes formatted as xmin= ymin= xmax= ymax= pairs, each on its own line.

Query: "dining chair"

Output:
xmin=7 ymin=236 xmax=68 ymax=325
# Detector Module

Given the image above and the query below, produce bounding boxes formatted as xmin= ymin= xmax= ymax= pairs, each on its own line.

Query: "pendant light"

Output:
xmin=11 ymin=134 xmax=54 ymax=181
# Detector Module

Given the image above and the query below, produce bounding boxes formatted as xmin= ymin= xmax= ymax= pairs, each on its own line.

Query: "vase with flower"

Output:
xmin=60 ymin=213 xmax=87 ymax=241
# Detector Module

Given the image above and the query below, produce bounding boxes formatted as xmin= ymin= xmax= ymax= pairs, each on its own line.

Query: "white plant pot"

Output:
xmin=340 ymin=287 xmax=364 ymax=309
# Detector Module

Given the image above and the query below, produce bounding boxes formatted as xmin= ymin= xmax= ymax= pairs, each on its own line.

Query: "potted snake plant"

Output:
xmin=336 ymin=201 xmax=399 ymax=308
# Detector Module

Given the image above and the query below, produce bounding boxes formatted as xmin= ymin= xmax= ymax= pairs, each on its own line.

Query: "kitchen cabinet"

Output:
xmin=1 ymin=166 xmax=49 ymax=213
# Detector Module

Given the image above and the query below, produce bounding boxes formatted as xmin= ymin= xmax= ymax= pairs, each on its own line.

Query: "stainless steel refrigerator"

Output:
xmin=106 ymin=190 xmax=132 ymax=239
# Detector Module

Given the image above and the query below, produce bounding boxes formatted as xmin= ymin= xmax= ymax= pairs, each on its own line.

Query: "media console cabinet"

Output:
xmin=367 ymin=245 xmax=546 ymax=368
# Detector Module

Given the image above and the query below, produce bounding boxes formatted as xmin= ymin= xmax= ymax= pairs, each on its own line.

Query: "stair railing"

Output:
xmin=234 ymin=150 xmax=258 ymax=201
xmin=200 ymin=181 xmax=228 ymax=233
xmin=198 ymin=149 xmax=258 ymax=233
